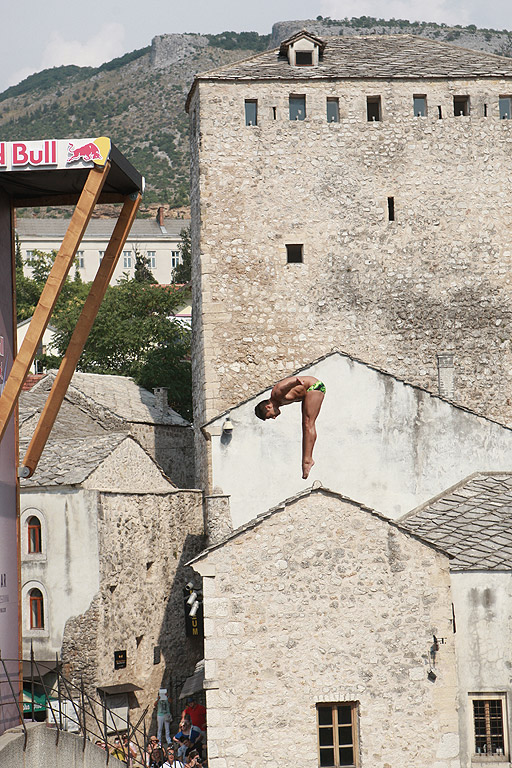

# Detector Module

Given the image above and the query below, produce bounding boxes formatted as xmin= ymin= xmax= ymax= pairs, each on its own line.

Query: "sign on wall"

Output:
xmin=0 ymin=137 xmax=111 ymax=171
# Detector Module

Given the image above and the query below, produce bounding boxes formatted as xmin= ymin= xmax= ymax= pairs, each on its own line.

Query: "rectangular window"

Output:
xmin=26 ymin=250 xmax=34 ymax=261
xmin=472 ymin=695 xmax=508 ymax=758
xmin=387 ymin=196 xmax=395 ymax=222
xmin=77 ymin=251 xmax=84 ymax=269
xmin=286 ymin=244 xmax=303 ymax=263
xmin=171 ymin=250 xmax=181 ymax=269
xmin=454 ymin=95 xmax=470 ymax=116
xmin=99 ymin=251 xmax=104 ymax=263
xmin=413 ymin=95 xmax=427 ymax=116
xmin=499 ymin=96 xmax=512 ymax=119
xmin=245 ymin=99 xmax=258 ymax=126
xmin=148 ymin=251 xmax=156 ymax=269
xmin=327 ymin=98 xmax=340 ymax=123
xmin=366 ymin=96 xmax=381 ymax=122
xmin=123 ymin=252 xmax=132 ymax=269
xmin=289 ymin=95 xmax=306 ymax=121
xmin=317 ymin=703 xmax=359 ymax=767
xmin=296 ymin=51 xmax=313 ymax=66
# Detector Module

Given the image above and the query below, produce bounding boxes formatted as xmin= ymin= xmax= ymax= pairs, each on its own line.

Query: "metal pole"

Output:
xmin=56 ymin=653 xmax=63 ymax=731
xmin=0 ymin=658 xmax=27 ymax=750
xmin=30 ymin=642 xmax=35 ymax=723
xmin=81 ymin=677 xmax=86 ymax=751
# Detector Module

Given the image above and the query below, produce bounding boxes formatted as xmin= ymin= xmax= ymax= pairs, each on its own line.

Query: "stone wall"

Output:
xmin=191 ymin=75 xmax=512 ymax=462
xmin=130 ymin=423 xmax=195 ymax=488
xmin=193 ymin=489 xmax=459 ymax=768
xmin=61 ymin=489 xmax=205 ymax=728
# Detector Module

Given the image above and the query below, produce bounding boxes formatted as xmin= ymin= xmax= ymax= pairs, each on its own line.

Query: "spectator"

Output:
xmin=148 ymin=746 xmax=165 ymax=768
xmin=122 ymin=732 xmax=138 ymax=762
xmin=173 ymin=716 xmax=202 ymax=762
xmin=146 ymin=737 xmax=161 ymax=767
xmin=181 ymin=699 xmax=206 ymax=731
xmin=110 ymin=736 xmax=127 ymax=763
xmin=163 ymin=744 xmax=185 ymax=768
xmin=155 ymin=689 xmax=172 ymax=745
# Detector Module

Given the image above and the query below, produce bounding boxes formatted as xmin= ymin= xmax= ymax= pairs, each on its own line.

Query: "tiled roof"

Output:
xmin=16 ymin=217 xmax=190 ymax=240
xmin=400 ymin=473 xmax=512 ymax=570
xmin=20 ymin=433 xmax=128 ymax=487
xmin=29 ymin=371 xmax=189 ymax=426
xmin=193 ymin=34 xmax=512 ymax=82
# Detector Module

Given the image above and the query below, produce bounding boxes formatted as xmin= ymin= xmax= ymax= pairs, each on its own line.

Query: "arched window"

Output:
xmin=27 ymin=516 xmax=42 ymax=554
xmin=29 ymin=588 xmax=44 ymax=629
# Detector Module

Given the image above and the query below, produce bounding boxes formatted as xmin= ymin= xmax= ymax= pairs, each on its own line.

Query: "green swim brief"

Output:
xmin=306 ymin=381 xmax=326 ymax=394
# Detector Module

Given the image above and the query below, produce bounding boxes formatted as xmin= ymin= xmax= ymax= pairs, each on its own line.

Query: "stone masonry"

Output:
xmin=188 ymin=33 xmax=512 ymax=487
xmin=191 ymin=488 xmax=459 ymax=768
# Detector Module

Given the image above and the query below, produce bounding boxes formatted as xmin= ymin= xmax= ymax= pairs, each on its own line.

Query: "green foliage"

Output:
xmin=206 ymin=31 xmax=271 ymax=51
xmin=134 ymin=251 xmax=157 ymax=283
xmin=52 ymin=280 xmax=192 ymax=419
xmin=172 ymin=228 xmax=191 ymax=284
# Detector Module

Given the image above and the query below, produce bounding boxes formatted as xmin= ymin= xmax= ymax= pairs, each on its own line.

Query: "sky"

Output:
xmin=2 ymin=0 xmax=512 ymax=94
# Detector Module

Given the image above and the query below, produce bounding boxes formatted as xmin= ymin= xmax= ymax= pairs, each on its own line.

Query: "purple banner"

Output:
xmin=0 ymin=189 xmax=20 ymax=734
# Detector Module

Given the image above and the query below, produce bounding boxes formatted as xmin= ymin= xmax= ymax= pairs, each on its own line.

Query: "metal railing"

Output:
xmin=0 ymin=654 xmax=150 ymax=766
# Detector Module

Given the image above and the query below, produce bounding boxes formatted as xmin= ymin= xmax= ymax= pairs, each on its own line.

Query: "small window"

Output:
xmin=29 ymin=588 xmax=44 ymax=629
xmin=472 ymin=695 xmax=508 ymax=758
xmin=327 ymin=98 xmax=340 ymax=123
xmin=499 ymin=96 xmax=512 ymax=120
xmin=26 ymin=250 xmax=34 ymax=261
xmin=438 ymin=106 xmax=443 ymax=119
xmin=317 ymin=702 xmax=359 ymax=767
xmin=148 ymin=251 xmax=156 ymax=269
xmin=99 ymin=251 xmax=104 ymax=263
xmin=289 ymin=95 xmax=306 ymax=121
xmin=296 ymin=51 xmax=313 ymax=66
xmin=413 ymin=95 xmax=427 ymax=117
xmin=387 ymin=197 xmax=395 ymax=222
xmin=123 ymin=252 xmax=132 ymax=269
xmin=245 ymin=99 xmax=258 ymax=126
xmin=28 ymin=516 xmax=41 ymax=554
xmin=454 ymin=96 xmax=470 ymax=116
xmin=366 ymin=96 xmax=381 ymax=122
xmin=286 ymin=244 xmax=303 ymax=263
xmin=272 ymin=106 xmax=277 ymax=120
xmin=77 ymin=251 xmax=84 ymax=269
xmin=171 ymin=250 xmax=181 ymax=269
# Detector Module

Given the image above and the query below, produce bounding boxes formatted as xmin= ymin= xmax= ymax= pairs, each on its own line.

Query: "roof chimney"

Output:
xmin=156 ymin=207 xmax=165 ymax=227
xmin=154 ymin=387 xmax=168 ymax=412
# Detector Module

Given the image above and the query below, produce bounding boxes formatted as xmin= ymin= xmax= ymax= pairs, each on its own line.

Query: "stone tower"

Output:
xmin=187 ymin=32 xmax=512 ymax=488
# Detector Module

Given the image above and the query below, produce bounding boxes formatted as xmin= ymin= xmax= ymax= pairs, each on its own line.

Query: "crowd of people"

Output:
xmin=93 ymin=695 xmax=207 ymax=767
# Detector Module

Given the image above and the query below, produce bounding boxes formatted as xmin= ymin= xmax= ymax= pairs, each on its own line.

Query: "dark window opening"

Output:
xmin=272 ymin=106 xmax=277 ymax=120
xmin=367 ymin=96 xmax=381 ymax=122
xmin=317 ymin=702 xmax=359 ymax=767
xmin=29 ymin=588 xmax=44 ymax=629
xmin=413 ymin=95 xmax=426 ymax=116
xmin=484 ymin=103 xmax=488 ymax=117
xmin=244 ymin=99 xmax=257 ymax=126
xmin=473 ymin=699 xmax=507 ymax=757
xmin=286 ymin=244 xmax=303 ymax=263
xmin=327 ymin=98 xmax=340 ymax=123
xmin=438 ymin=105 xmax=442 ymax=119
xmin=153 ymin=646 xmax=161 ymax=665
xmin=28 ymin=516 xmax=42 ymax=554
xmin=454 ymin=96 xmax=470 ymax=116
xmin=500 ymin=96 xmax=512 ymax=119
xmin=289 ymin=95 xmax=306 ymax=121
xmin=295 ymin=51 xmax=313 ymax=66
xmin=387 ymin=197 xmax=395 ymax=222
xmin=136 ymin=635 xmax=144 ymax=648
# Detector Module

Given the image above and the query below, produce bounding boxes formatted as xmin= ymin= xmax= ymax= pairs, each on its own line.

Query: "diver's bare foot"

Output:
xmin=302 ymin=459 xmax=314 ymax=479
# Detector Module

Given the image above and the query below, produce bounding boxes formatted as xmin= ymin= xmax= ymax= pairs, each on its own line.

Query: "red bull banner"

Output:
xmin=0 ymin=187 xmax=20 ymax=734
xmin=0 ymin=136 xmax=111 ymax=170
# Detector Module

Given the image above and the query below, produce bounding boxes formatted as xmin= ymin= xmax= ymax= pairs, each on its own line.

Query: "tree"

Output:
xmin=134 ymin=248 xmax=157 ymax=283
xmin=52 ymin=278 xmax=192 ymax=419
xmin=172 ymin=227 xmax=191 ymax=284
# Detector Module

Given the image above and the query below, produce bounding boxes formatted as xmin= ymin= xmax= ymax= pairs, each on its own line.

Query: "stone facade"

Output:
xmin=188 ymin=34 xmax=512 ymax=488
xmin=191 ymin=488 xmax=459 ymax=768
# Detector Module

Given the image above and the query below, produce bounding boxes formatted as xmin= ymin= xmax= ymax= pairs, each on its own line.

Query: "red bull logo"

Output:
xmin=2 ymin=140 xmax=57 ymax=167
xmin=67 ymin=141 xmax=102 ymax=163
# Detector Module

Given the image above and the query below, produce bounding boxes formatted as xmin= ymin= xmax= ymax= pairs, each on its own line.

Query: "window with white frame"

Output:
xmin=27 ymin=516 xmax=42 ymax=554
xmin=29 ymin=588 xmax=44 ymax=629
xmin=99 ymin=251 xmax=105 ymax=262
xmin=123 ymin=251 xmax=132 ymax=269
xmin=148 ymin=251 xmax=156 ymax=269
xmin=26 ymin=250 xmax=34 ymax=261
xmin=317 ymin=702 xmax=359 ymax=767
xmin=471 ymin=694 xmax=508 ymax=758
xmin=77 ymin=251 xmax=84 ymax=269
xmin=171 ymin=250 xmax=181 ymax=269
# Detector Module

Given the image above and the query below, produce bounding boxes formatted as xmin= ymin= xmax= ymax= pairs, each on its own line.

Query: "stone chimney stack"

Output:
xmin=437 ymin=352 xmax=455 ymax=399
xmin=154 ymin=387 xmax=168 ymax=412
xmin=156 ymin=206 xmax=165 ymax=227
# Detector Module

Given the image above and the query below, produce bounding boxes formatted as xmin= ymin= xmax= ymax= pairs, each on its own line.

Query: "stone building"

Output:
xmin=201 ymin=350 xmax=512 ymax=528
xmin=401 ymin=473 xmax=512 ymax=768
xmin=190 ymin=486 xmax=460 ymax=768
xmin=187 ymin=31 xmax=512 ymax=489
xmin=20 ymin=370 xmax=195 ymax=488
xmin=20 ymin=430 xmax=204 ymax=726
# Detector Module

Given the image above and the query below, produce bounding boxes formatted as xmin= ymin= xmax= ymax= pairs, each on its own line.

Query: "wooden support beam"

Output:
xmin=21 ymin=193 xmax=141 ymax=477
xmin=0 ymin=162 xmax=111 ymax=445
